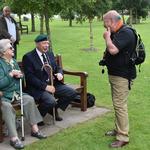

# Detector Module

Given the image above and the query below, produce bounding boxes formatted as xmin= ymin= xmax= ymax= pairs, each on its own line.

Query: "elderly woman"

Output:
xmin=0 ymin=39 xmax=47 ymax=149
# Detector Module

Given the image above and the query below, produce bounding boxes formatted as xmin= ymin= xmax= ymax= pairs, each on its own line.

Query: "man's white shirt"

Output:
xmin=5 ymin=17 xmax=16 ymax=41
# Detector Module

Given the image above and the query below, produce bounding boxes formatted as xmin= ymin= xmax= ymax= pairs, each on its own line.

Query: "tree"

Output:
xmin=59 ymin=0 xmax=81 ymax=27
xmin=0 ymin=0 xmax=5 ymax=11
xmin=41 ymin=0 xmax=62 ymax=49
xmin=4 ymin=0 xmax=62 ymax=49
xmin=111 ymin=0 xmax=126 ymax=23
xmin=78 ymin=0 xmax=111 ymax=51
xmin=112 ymin=0 xmax=150 ymax=25
xmin=4 ymin=0 xmax=39 ymax=32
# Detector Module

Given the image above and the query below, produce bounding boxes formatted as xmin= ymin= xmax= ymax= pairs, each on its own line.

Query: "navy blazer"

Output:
xmin=22 ymin=49 xmax=63 ymax=100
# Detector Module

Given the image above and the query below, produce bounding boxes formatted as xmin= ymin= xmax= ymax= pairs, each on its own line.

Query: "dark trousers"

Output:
xmin=37 ymin=84 xmax=77 ymax=117
xmin=12 ymin=42 xmax=17 ymax=59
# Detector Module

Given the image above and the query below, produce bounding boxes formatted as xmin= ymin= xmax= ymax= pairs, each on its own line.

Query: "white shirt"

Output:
xmin=5 ymin=17 xmax=16 ymax=41
xmin=36 ymin=49 xmax=48 ymax=64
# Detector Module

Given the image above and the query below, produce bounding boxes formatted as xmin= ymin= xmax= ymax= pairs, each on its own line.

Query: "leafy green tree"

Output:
xmin=0 ymin=0 xmax=5 ymax=11
xmin=59 ymin=0 xmax=79 ymax=27
xmin=112 ymin=0 xmax=150 ymax=24
xmin=78 ymin=0 xmax=111 ymax=51
xmin=4 ymin=0 xmax=62 ymax=48
xmin=111 ymin=0 xmax=126 ymax=23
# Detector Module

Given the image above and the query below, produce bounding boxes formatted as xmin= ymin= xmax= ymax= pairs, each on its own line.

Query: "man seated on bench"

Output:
xmin=0 ymin=39 xmax=47 ymax=149
xmin=22 ymin=34 xmax=78 ymax=124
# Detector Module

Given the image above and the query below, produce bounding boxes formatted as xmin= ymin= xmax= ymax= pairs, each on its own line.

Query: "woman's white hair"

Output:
xmin=0 ymin=39 xmax=12 ymax=57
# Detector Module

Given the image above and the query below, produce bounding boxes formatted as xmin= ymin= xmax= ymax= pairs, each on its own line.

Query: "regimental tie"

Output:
xmin=41 ymin=53 xmax=48 ymax=64
xmin=41 ymin=53 xmax=54 ymax=85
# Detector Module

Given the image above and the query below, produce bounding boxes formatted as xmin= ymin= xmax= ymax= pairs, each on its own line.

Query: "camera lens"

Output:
xmin=99 ymin=59 xmax=106 ymax=66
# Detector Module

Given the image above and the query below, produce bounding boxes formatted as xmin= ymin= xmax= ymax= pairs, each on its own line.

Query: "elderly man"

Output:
xmin=0 ymin=6 xmax=20 ymax=59
xmin=22 ymin=35 xmax=77 ymax=124
xmin=0 ymin=39 xmax=47 ymax=149
xmin=100 ymin=10 xmax=137 ymax=148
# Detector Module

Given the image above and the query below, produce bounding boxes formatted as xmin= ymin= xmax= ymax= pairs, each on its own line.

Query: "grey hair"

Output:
xmin=0 ymin=39 xmax=12 ymax=57
xmin=103 ymin=10 xmax=122 ymax=21
xmin=3 ymin=6 xmax=11 ymax=12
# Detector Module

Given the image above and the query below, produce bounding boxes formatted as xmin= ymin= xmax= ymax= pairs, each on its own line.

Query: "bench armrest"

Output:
xmin=63 ymin=69 xmax=88 ymax=85
xmin=63 ymin=69 xmax=88 ymax=111
xmin=21 ymin=25 xmax=28 ymax=28
xmin=63 ymin=69 xmax=88 ymax=77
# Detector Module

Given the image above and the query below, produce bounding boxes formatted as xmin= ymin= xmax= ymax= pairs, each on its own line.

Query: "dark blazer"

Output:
xmin=22 ymin=49 xmax=63 ymax=100
xmin=0 ymin=15 xmax=20 ymax=43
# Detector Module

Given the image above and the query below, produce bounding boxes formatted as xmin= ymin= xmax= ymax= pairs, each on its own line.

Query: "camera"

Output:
xmin=99 ymin=59 xmax=106 ymax=66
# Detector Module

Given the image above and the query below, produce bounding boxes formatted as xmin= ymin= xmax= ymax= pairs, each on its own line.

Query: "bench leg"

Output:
xmin=80 ymin=90 xmax=87 ymax=111
xmin=80 ymin=76 xmax=87 ymax=111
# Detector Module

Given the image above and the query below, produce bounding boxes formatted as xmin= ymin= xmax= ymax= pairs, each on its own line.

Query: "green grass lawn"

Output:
xmin=17 ymin=18 xmax=150 ymax=150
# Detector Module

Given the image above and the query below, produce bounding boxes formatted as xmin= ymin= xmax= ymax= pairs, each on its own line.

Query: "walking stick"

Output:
xmin=19 ymin=78 xmax=25 ymax=141
xmin=41 ymin=64 xmax=56 ymax=124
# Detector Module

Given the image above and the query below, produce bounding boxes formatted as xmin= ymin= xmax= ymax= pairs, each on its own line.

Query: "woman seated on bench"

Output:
xmin=0 ymin=39 xmax=47 ymax=149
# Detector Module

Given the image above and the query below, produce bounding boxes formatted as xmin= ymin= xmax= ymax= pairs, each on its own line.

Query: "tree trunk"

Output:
xmin=40 ymin=14 xmax=44 ymax=34
xmin=31 ymin=13 xmax=35 ymax=32
xmin=135 ymin=9 xmax=140 ymax=24
xmin=69 ymin=18 xmax=72 ymax=27
xmin=69 ymin=9 xmax=72 ymax=27
xmin=89 ymin=18 xmax=94 ymax=50
xmin=121 ymin=10 xmax=125 ymax=24
xmin=18 ymin=15 xmax=21 ymax=23
xmin=45 ymin=14 xmax=52 ymax=50
xmin=129 ymin=8 xmax=133 ymax=26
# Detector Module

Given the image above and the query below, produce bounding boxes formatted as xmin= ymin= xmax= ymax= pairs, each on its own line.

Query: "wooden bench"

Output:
xmin=0 ymin=54 xmax=88 ymax=142
xmin=18 ymin=54 xmax=88 ymax=111
xmin=17 ymin=21 xmax=28 ymax=34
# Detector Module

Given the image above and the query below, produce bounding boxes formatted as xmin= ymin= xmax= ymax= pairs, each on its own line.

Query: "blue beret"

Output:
xmin=34 ymin=34 xmax=48 ymax=43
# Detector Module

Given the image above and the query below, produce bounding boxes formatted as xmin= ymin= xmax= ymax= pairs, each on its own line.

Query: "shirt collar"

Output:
xmin=36 ymin=48 xmax=43 ymax=56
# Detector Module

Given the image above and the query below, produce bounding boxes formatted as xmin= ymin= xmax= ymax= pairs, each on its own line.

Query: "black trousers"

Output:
xmin=12 ymin=42 xmax=17 ymax=59
xmin=37 ymin=84 xmax=77 ymax=117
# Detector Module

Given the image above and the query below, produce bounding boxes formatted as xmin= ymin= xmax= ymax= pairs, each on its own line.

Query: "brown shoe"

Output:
xmin=105 ymin=130 xmax=117 ymax=136
xmin=109 ymin=140 xmax=129 ymax=148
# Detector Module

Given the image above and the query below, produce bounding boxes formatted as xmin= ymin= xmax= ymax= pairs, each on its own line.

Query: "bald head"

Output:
xmin=103 ymin=10 xmax=122 ymax=22
xmin=103 ymin=10 xmax=123 ymax=32
xmin=3 ymin=6 xmax=11 ymax=17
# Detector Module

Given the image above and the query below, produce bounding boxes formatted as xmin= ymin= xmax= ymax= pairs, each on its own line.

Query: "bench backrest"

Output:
xmin=17 ymin=54 xmax=63 ymax=89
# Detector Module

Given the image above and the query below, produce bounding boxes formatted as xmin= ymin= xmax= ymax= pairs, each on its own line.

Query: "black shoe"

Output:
xmin=31 ymin=131 xmax=47 ymax=139
xmin=37 ymin=121 xmax=45 ymax=126
xmin=10 ymin=139 xmax=24 ymax=149
xmin=55 ymin=116 xmax=63 ymax=121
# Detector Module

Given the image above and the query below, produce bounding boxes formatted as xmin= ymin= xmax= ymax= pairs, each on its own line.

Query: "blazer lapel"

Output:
xmin=33 ymin=49 xmax=43 ymax=67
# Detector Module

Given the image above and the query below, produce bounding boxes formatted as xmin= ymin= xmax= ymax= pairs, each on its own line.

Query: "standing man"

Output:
xmin=22 ymin=34 xmax=77 ymax=123
xmin=101 ymin=10 xmax=136 ymax=148
xmin=0 ymin=6 xmax=20 ymax=59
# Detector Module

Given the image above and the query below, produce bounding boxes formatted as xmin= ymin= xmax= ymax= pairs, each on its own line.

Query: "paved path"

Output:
xmin=0 ymin=106 xmax=110 ymax=150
